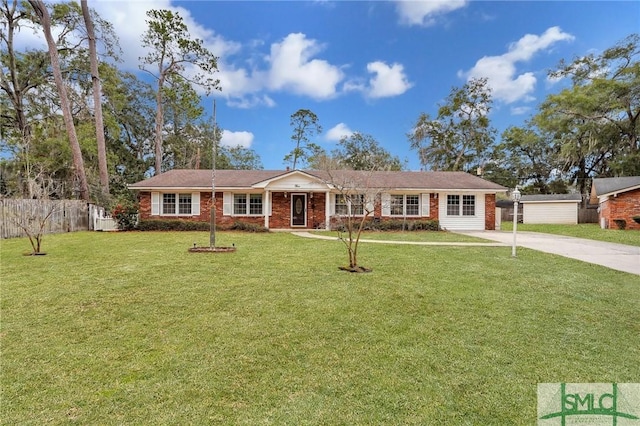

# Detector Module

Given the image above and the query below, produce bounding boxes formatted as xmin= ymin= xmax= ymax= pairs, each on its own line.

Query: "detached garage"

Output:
xmin=520 ymin=194 xmax=582 ymax=224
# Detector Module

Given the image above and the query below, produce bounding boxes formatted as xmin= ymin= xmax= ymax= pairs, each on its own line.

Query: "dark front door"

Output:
xmin=291 ymin=194 xmax=306 ymax=227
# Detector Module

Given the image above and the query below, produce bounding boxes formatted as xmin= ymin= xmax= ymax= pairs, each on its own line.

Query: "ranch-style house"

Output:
xmin=129 ymin=169 xmax=507 ymax=231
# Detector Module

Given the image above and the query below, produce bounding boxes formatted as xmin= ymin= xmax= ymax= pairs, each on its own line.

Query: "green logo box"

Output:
xmin=538 ymin=383 xmax=640 ymax=425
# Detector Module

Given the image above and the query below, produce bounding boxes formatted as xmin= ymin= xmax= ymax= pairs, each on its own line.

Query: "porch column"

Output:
xmin=264 ymin=190 xmax=270 ymax=229
xmin=325 ymin=191 xmax=331 ymax=229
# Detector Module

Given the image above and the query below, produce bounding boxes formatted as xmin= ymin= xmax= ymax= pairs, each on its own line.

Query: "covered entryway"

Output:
xmin=291 ymin=193 xmax=307 ymax=227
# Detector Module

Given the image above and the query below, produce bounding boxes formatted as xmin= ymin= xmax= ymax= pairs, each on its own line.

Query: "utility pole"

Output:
xmin=210 ymin=100 xmax=217 ymax=248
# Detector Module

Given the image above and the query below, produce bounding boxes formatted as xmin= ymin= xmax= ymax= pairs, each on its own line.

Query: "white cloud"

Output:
xmin=266 ymin=33 xmax=344 ymax=100
xmin=366 ymin=61 xmax=413 ymax=98
xmin=343 ymin=61 xmax=412 ymax=99
xmin=16 ymin=1 xmax=400 ymax=107
xmin=510 ymin=106 xmax=531 ymax=116
xmin=459 ymin=26 xmax=574 ymax=104
xmin=394 ymin=0 xmax=467 ymax=26
xmin=221 ymin=130 xmax=253 ymax=148
xmin=326 ymin=123 xmax=354 ymax=142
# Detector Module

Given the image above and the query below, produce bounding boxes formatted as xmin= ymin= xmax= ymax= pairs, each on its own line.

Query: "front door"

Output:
xmin=291 ymin=194 xmax=306 ymax=227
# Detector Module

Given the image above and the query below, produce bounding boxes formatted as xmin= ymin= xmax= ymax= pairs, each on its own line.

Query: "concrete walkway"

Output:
xmin=292 ymin=231 xmax=640 ymax=276
xmin=457 ymin=230 xmax=640 ymax=276
xmin=291 ymin=231 xmax=505 ymax=247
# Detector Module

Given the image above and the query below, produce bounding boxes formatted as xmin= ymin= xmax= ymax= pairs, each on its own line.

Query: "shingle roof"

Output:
xmin=129 ymin=169 xmax=507 ymax=191
xmin=592 ymin=176 xmax=640 ymax=196
xmin=520 ymin=194 xmax=582 ymax=202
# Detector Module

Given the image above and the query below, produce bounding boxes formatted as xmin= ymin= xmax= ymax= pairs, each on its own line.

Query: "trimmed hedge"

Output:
xmin=136 ymin=219 xmax=268 ymax=233
xmin=332 ymin=219 xmax=440 ymax=232
xmin=374 ymin=219 xmax=440 ymax=231
xmin=137 ymin=219 xmax=211 ymax=232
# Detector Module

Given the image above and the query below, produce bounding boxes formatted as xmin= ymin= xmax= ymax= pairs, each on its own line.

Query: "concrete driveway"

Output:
xmin=457 ymin=231 xmax=640 ymax=276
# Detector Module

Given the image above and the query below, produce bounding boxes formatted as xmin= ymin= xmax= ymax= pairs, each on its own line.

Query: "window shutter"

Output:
xmin=365 ymin=193 xmax=374 ymax=215
xmin=223 ymin=192 xmax=232 ymax=215
xmin=421 ymin=193 xmax=430 ymax=217
xmin=191 ymin=192 xmax=200 ymax=215
xmin=381 ymin=193 xmax=391 ymax=216
xmin=151 ymin=192 xmax=160 ymax=215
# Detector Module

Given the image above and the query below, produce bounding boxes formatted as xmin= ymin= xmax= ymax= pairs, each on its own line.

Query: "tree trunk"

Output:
xmin=154 ymin=72 xmax=165 ymax=175
xmin=81 ymin=0 xmax=109 ymax=195
xmin=29 ymin=0 xmax=89 ymax=200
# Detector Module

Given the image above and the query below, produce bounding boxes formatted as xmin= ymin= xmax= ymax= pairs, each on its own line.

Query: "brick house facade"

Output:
xmin=591 ymin=177 xmax=640 ymax=230
xmin=130 ymin=169 xmax=506 ymax=231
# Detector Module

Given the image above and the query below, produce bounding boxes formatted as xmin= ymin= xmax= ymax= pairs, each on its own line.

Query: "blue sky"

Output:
xmin=20 ymin=1 xmax=640 ymax=170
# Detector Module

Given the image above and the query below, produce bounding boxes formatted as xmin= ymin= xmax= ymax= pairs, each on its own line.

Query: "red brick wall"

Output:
xmin=600 ymin=188 xmax=640 ymax=230
xmin=137 ymin=191 xmax=497 ymax=230
xmin=484 ymin=194 xmax=496 ymax=230
xmin=431 ymin=193 xmax=439 ymax=221
xmin=138 ymin=191 xmax=327 ymax=229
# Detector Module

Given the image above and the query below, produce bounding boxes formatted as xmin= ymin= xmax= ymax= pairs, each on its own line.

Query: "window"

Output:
xmin=390 ymin=195 xmax=404 ymax=216
xmin=462 ymin=195 xmax=475 ymax=216
xmin=233 ymin=194 xmax=262 ymax=215
xmin=234 ymin=194 xmax=247 ymax=215
xmin=178 ymin=194 xmax=192 ymax=214
xmin=390 ymin=194 xmax=420 ymax=216
xmin=335 ymin=194 xmax=348 ymax=215
xmin=334 ymin=194 xmax=364 ymax=215
xmin=163 ymin=193 xmax=192 ymax=215
xmin=447 ymin=195 xmax=460 ymax=216
xmin=249 ymin=194 xmax=263 ymax=215
xmin=406 ymin=195 xmax=419 ymax=216
xmin=447 ymin=194 xmax=475 ymax=216
xmin=163 ymin=194 xmax=176 ymax=214
xmin=152 ymin=192 xmax=199 ymax=216
xmin=351 ymin=194 xmax=364 ymax=216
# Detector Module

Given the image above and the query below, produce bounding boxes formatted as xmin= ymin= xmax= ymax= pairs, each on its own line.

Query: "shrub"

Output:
xmin=373 ymin=219 xmax=440 ymax=231
xmin=613 ymin=219 xmax=627 ymax=230
xmin=227 ymin=221 xmax=268 ymax=232
xmin=331 ymin=219 xmax=440 ymax=232
xmin=136 ymin=219 xmax=268 ymax=233
xmin=111 ymin=202 xmax=139 ymax=231
xmin=137 ymin=219 xmax=211 ymax=232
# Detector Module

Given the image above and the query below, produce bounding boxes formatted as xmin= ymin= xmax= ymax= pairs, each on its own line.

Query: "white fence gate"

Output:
xmin=89 ymin=204 xmax=118 ymax=231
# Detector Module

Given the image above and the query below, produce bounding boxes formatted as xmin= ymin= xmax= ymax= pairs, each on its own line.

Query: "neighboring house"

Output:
xmin=590 ymin=176 xmax=640 ymax=230
xmin=519 ymin=194 xmax=582 ymax=225
xmin=129 ymin=169 xmax=507 ymax=231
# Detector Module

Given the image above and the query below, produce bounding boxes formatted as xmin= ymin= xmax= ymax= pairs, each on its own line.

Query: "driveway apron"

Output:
xmin=457 ymin=231 xmax=640 ymax=276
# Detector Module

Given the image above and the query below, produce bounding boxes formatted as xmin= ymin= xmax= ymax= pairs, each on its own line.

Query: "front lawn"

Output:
xmin=2 ymin=231 xmax=638 ymax=424
xmin=501 ymin=222 xmax=640 ymax=246
xmin=310 ymin=229 xmax=492 ymax=243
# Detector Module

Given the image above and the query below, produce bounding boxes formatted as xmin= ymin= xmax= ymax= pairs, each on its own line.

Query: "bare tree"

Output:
xmin=28 ymin=0 xmax=89 ymax=200
xmin=81 ymin=0 xmax=108 ymax=196
xmin=8 ymin=168 xmax=62 ymax=254
xmin=323 ymin=168 xmax=389 ymax=272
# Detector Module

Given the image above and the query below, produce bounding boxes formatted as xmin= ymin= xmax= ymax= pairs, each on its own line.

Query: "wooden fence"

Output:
xmin=1 ymin=199 xmax=92 ymax=239
xmin=499 ymin=206 xmax=598 ymax=224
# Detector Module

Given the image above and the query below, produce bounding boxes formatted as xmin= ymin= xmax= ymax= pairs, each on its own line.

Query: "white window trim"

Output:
xmin=151 ymin=191 xmax=200 ymax=216
xmin=333 ymin=193 xmax=366 ymax=216
xmin=446 ymin=194 xmax=476 ymax=217
xmin=225 ymin=192 xmax=264 ymax=216
xmin=386 ymin=193 xmax=425 ymax=217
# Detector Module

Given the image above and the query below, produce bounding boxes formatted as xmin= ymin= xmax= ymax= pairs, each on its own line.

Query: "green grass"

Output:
xmin=501 ymin=222 xmax=640 ymax=246
xmin=310 ymin=230 xmax=492 ymax=243
xmin=2 ymin=231 xmax=638 ymax=424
